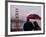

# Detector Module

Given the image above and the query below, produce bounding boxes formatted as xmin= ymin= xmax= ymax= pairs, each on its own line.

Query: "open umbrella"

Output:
xmin=27 ymin=14 xmax=41 ymax=20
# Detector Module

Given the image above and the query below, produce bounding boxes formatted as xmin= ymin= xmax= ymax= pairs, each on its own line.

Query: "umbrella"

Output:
xmin=27 ymin=14 xmax=41 ymax=20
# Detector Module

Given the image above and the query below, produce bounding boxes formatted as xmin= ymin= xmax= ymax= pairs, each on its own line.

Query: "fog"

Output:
xmin=10 ymin=5 xmax=41 ymax=21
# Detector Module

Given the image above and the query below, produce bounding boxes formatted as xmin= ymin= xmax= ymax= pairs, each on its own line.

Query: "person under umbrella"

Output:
xmin=33 ymin=21 xmax=41 ymax=30
xmin=23 ymin=19 xmax=34 ymax=31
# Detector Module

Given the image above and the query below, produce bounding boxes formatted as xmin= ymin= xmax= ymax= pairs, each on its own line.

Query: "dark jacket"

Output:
xmin=23 ymin=21 xmax=34 ymax=31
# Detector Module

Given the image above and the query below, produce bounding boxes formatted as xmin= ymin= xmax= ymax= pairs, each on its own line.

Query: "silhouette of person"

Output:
xmin=23 ymin=19 xmax=34 ymax=31
xmin=33 ymin=21 xmax=41 ymax=30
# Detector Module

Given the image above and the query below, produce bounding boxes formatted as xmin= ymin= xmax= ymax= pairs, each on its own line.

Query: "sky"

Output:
xmin=10 ymin=5 xmax=41 ymax=21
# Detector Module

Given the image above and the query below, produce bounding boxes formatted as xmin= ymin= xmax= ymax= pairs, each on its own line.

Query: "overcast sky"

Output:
xmin=10 ymin=5 xmax=41 ymax=21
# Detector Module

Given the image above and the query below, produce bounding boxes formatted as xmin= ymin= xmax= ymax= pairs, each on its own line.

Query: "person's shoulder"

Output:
xmin=29 ymin=21 xmax=32 ymax=23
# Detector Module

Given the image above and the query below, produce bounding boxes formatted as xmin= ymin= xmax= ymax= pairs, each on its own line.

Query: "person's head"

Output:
xmin=27 ymin=19 xmax=29 ymax=21
xmin=33 ymin=21 xmax=38 ymax=26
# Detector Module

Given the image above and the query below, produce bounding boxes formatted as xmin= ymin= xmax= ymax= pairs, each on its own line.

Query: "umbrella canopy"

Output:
xmin=27 ymin=14 xmax=41 ymax=20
